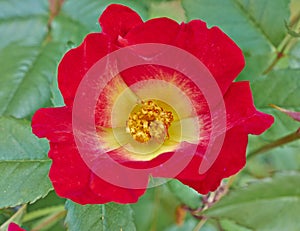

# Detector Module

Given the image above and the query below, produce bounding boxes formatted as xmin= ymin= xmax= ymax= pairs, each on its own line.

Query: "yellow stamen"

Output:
xmin=127 ymin=100 xmax=174 ymax=143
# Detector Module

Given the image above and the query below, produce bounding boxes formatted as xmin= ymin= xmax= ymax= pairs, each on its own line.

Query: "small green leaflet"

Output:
xmin=65 ymin=200 xmax=136 ymax=231
xmin=0 ymin=117 xmax=52 ymax=208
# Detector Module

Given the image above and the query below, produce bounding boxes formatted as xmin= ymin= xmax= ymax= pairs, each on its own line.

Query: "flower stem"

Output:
xmin=0 ymin=205 xmax=27 ymax=230
xmin=31 ymin=210 xmax=66 ymax=231
xmin=247 ymin=128 xmax=300 ymax=159
xmin=22 ymin=205 xmax=65 ymax=223
xmin=262 ymin=12 xmax=300 ymax=75
xmin=192 ymin=217 xmax=208 ymax=231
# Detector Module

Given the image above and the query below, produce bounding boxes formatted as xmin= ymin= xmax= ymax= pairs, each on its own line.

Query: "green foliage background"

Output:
xmin=0 ymin=0 xmax=300 ymax=230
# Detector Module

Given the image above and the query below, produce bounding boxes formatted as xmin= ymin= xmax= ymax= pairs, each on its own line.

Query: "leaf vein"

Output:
xmin=231 ymin=0 xmax=276 ymax=48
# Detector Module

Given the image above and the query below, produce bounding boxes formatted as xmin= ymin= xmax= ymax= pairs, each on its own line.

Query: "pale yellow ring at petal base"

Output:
xmin=108 ymin=78 xmax=201 ymax=161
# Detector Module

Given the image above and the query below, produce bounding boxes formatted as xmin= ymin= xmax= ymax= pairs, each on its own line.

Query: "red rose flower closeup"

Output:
xmin=8 ymin=223 xmax=26 ymax=231
xmin=32 ymin=4 xmax=274 ymax=204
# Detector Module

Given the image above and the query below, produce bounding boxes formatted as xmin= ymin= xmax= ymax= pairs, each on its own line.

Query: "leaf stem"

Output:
xmin=22 ymin=205 xmax=65 ymax=223
xmin=192 ymin=217 xmax=207 ymax=231
xmin=247 ymin=128 xmax=300 ymax=159
xmin=262 ymin=12 xmax=300 ymax=75
xmin=189 ymin=177 xmax=236 ymax=218
xmin=262 ymin=41 xmax=288 ymax=75
xmin=0 ymin=205 xmax=27 ymax=230
xmin=31 ymin=210 xmax=66 ymax=231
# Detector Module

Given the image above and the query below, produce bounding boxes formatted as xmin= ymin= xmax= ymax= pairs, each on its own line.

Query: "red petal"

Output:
xmin=175 ymin=20 xmax=245 ymax=94
xmin=123 ymin=18 xmax=244 ymax=95
xmin=124 ymin=17 xmax=180 ymax=44
xmin=176 ymin=126 xmax=248 ymax=194
xmin=89 ymin=171 xmax=146 ymax=204
xmin=119 ymin=65 xmax=209 ymax=116
xmin=8 ymin=223 xmax=26 ymax=231
xmin=49 ymin=141 xmax=145 ymax=204
xmin=58 ymin=33 xmax=112 ymax=106
xmin=223 ymin=81 xmax=274 ymax=134
xmin=99 ymin=4 xmax=143 ymax=42
xmin=95 ymin=75 xmax=134 ymax=127
xmin=32 ymin=106 xmax=146 ymax=204
xmin=32 ymin=107 xmax=73 ymax=142
xmin=48 ymin=141 xmax=104 ymax=204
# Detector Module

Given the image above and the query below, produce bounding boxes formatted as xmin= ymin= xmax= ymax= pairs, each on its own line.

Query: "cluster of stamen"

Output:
xmin=126 ymin=100 xmax=174 ymax=143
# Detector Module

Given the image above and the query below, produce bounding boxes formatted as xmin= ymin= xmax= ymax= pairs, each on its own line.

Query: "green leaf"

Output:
xmin=248 ymin=69 xmax=300 ymax=151
xmin=65 ymin=200 xmax=136 ymax=231
xmin=246 ymin=69 xmax=300 ymax=174
xmin=237 ymin=0 xmax=290 ymax=46
xmin=0 ymin=117 xmax=52 ymax=208
xmin=131 ymin=185 xmax=180 ymax=231
xmin=204 ymin=172 xmax=300 ymax=231
xmin=287 ymin=40 xmax=300 ymax=69
xmin=167 ymin=179 xmax=201 ymax=209
xmin=164 ymin=218 xmax=219 ymax=231
xmin=148 ymin=0 xmax=186 ymax=22
xmin=50 ymin=62 xmax=65 ymax=107
xmin=182 ymin=0 xmax=290 ymax=80
xmin=0 ymin=0 xmax=67 ymax=118
xmin=219 ymin=219 xmax=252 ymax=231
xmin=53 ymin=0 xmax=149 ymax=46
xmin=0 ymin=0 xmax=48 ymax=49
xmin=163 ymin=219 xmax=198 ymax=231
xmin=0 ymin=42 xmax=65 ymax=118
xmin=252 ymin=69 xmax=300 ymax=110
xmin=285 ymin=20 xmax=300 ymax=37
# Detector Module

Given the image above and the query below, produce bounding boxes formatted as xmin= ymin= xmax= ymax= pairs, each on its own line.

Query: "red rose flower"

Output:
xmin=32 ymin=4 xmax=274 ymax=204
xmin=8 ymin=223 xmax=26 ymax=231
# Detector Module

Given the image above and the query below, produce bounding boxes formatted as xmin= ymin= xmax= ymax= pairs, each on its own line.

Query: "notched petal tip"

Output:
xmin=248 ymin=111 xmax=274 ymax=135
xmin=58 ymin=33 xmax=111 ymax=106
xmin=224 ymin=81 xmax=274 ymax=135
xmin=99 ymin=4 xmax=143 ymax=41
xmin=31 ymin=107 xmax=73 ymax=142
xmin=177 ymin=20 xmax=245 ymax=94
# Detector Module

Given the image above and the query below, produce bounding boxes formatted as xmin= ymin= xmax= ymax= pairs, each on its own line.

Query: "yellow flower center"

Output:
xmin=126 ymin=100 xmax=174 ymax=143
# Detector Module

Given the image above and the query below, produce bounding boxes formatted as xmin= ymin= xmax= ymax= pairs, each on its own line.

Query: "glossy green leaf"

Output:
xmin=65 ymin=201 xmax=136 ymax=231
xmin=252 ymin=69 xmax=300 ymax=110
xmin=0 ymin=0 xmax=67 ymax=118
xmin=237 ymin=0 xmax=290 ymax=46
xmin=167 ymin=180 xmax=201 ymax=209
xmin=219 ymin=219 xmax=252 ymax=231
xmin=182 ymin=0 xmax=290 ymax=81
xmin=0 ymin=42 xmax=66 ymax=118
xmin=132 ymin=185 xmax=180 ymax=231
xmin=148 ymin=0 xmax=186 ymax=22
xmin=289 ymin=41 xmax=300 ymax=69
xmin=285 ymin=21 xmax=300 ymax=37
xmin=245 ymin=69 xmax=300 ymax=175
xmin=248 ymin=69 xmax=300 ymax=151
xmin=205 ymin=172 xmax=300 ymax=231
xmin=164 ymin=218 xmax=219 ymax=231
xmin=50 ymin=65 xmax=65 ymax=107
xmin=0 ymin=0 xmax=48 ymax=49
xmin=0 ymin=117 xmax=52 ymax=208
